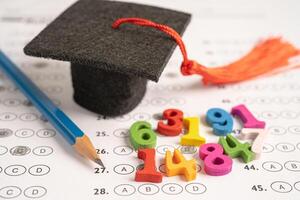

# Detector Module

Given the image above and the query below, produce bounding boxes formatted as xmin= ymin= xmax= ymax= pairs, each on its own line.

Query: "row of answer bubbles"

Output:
xmin=0 ymin=128 xmax=56 ymax=138
xmin=229 ymin=83 xmax=300 ymax=91
xmin=113 ymin=110 xmax=185 ymax=122
xmin=26 ymin=73 xmax=65 ymax=81
xmin=0 ymin=113 xmax=55 ymax=122
xmin=112 ymin=162 xmax=201 ymax=176
xmin=0 ymin=186 xmax=46 ymax=199
xmin=259 ymin=111 xmax=300 ymax=119
xmin=262 ymin=160 xmax=300 ymax=172
xmin=236 ymin=96 xmax=300 ymax=104
xmin=148 ymin=84 xmax=183 ymax=92
xmin=0 ymin=85 xmax=63 ymax=93
xmin=111 ymin=126 xmax=300 ymax=138
xmin=113 ymin=182 xmax=207 ymax=196
xmin=113 ymin=110 xmax=300 ymax=123
xmin=0 ymin=145 xmax=53 ymax=156
xmin=140 ymin=98 xmax=186 ymax=107
xmin=0 ymin=164 xmax=50 ymax=176
xmin=0 ymin=98 xmax=60 ymax=107
xmin=270 ymin=181 xmax=300 ymax=193
xmin=112 ymin=143 xmax=300 ymax=157
xmin=262 ymin=143 xmax=300 ymax=153
xmin=268 ymin=126 xmax=300 ymax=135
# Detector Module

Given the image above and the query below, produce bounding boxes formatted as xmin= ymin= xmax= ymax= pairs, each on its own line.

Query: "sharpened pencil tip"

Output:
xmin=94 ymin=158 xmax=105 ymax=168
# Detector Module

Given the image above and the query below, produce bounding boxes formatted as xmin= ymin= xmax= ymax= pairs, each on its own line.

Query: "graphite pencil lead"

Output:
xmin=94 ymin=158 xmax=105 ymax=168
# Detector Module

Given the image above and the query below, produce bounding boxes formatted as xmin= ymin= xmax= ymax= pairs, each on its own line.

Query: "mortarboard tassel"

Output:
xmin=112 ymin=18 xmax=300 ymax=85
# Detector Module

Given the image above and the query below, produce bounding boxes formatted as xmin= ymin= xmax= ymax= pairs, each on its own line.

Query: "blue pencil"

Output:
xmin=0 ymin=50 xmax=104 ymax=167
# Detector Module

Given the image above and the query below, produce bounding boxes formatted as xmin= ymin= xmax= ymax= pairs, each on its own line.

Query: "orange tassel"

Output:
xmin=113 ymin=18 xmax=300 ymax=85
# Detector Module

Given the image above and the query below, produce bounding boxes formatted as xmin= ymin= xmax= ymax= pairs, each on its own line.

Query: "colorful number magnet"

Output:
xmin=135 ymin=148 xmax=163 ymax=183
xmin=219 ymin=134 xmax=255 ymax=163
xmin=231 ymin=104 xmax=265 ymax=128
xmin=199 ymin=143 xmax=232 ymax=176
xmin=157 ymin=108 xmax=183 ymax=136
xmin=206 ymin=108 xmax=233 ymax=136
xmin=180 ymin=117 xmax=206 ymax=146
xmin=239 ymin=128 xmax=268 ymax=159
xmin=165 ymin=149 xmax=196 ymax=181
xmin=130 ymin=121 xmax=157 ymax=150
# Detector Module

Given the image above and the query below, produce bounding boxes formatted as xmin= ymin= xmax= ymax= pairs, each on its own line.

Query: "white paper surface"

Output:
xmin=0 ymin=0 xmax=300 ymax=199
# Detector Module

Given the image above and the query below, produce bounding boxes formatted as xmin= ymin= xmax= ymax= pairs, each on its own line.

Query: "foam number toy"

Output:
xmin=130 ymin=121 xmax=157 ymax=150
xmin=165 ymin=149 xmax=196 ymax=181
xmin=199 ymin=143 xmax=232 ymax=176
xmin=206 ymin=108 xmax=233 ymax=136
xmin=157 ymin=108 xmax=183 ymax=136
xmin=219 ymin=134 xmax=254 ymax=163
xmin=239 ymin=128 xmax=268 ymax=159
xmin=180 ymin=117 xmax=206 ymax=146
xmin=231 ymin=104 xmax=265 ymax=128
xmin=135 ymin=148 xmax=163 ymax=183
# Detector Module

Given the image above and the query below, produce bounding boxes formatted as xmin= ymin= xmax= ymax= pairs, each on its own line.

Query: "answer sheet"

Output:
xmin=0 ymin=0 xmax=300 ymax=199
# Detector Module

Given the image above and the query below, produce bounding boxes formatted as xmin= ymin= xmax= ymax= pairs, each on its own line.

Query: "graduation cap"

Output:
xmin=24 ymin=0 xmax=191 ymax=116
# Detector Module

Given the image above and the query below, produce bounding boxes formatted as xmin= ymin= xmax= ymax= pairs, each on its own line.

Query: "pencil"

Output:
xmin=0 ymin=50 xmax=104 ymax=167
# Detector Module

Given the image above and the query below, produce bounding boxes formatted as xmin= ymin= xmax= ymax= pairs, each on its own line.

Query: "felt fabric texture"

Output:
xmin=71 ymin=63 xmax=147 ymax=116
xmin=23 ymin=0 xmax=191 ymax=116
xmin=23 ymin=0 xmax=191 ymax=81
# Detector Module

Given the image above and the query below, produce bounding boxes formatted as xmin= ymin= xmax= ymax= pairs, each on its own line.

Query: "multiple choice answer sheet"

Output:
xmin=0 ymin=0 xmax=300 ymax=199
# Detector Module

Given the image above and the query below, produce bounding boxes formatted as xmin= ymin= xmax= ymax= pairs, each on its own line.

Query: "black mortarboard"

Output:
xmin=24 ymin=0 xmax=191 ymax=116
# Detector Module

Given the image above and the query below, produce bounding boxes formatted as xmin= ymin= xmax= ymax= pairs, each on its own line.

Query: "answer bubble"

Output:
xmin=33 ymin=146 xmax=53 ymax=156
xmin=113 ymin=129 xmax=129 ymax=138
xmin=0 ymin=146 xmax=8 ymax=155
xmin=185 ymin=183 xmax=207 ymax=194
xmin=0 ymin=186 xmax=22 ymax=199
xmin=179 ymin=146 xmax=197 ymax=154
xmin=114 ymin=184 xmax=135 ymax=196
xmin=270 ymin=181 xmax=292 ymax=193
xmin=256 ymin=97 xmax=271 ymax=104
xmin=113 ymin=145 xmax=133 ymax=156
xmin=294 ymin=181 xmax=300 ymax=192
xmin=151 ymin=98 xmax=167 ymax=106
xmin=133 ymin=113 xmax=151 ymax=121
xmin=273 ymin=97 xmax=290 ymax=104
xmin=113 ymin=164 xmax=134 ymax=175
xmin=281 ymin=111 xmax=298 ymax=119
xmin=284 ymin=161 xmax=300 ymax=172
xmin=158 ymin=164 xmax=166 ymax=174
xmin=169 ymin=97 xmax=186 ymax=105
xmin=0 ymin=129 xmax=13 ymax=138
xmin=288 ymin=126 xmax=300 ymax=135
xmin=138 ymin=184 xmax=159 ymax=195
xmin=115 ymin=115 xmax=131 ymax=122
xmin=15 ymin=129 xmax=34 ymax=138
xmin=156 ymin=145 xmax=175 ymax=155
xmin=276 ymin=143 xmax=295 ymax=152
xmin=262 ymin=161 xmax=283 ymax=172
xmin=162 ymin=183 xmax=183 ymax=195
xmin=261 ymin=111 xmax=278 ymax=119
xmin=3 ymin=99 xmax=21 ymax=107
xmin=4 ymin=165 xmax=26 ymax=176
xmin=19 ymin=113 xmax=38 ymax=121
xmin=28 ymin=165 xmax=50 ymax=176
xmin=45 ymin=86 xmax=62 ymax=93
xmin=268 ymin=126 xmax=286 ymax=135
xmin=262 ymin=143 xmax=274 ymax=153
xmin=24 ymin=186 xmax=47 ymax=198
xmin=0 ymin=113 xmax=17 ymax=121
xmin=10 ymin=146 xmax=31 ymax=156
xmin=36 ymin=129 xmax=56 ymax=138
